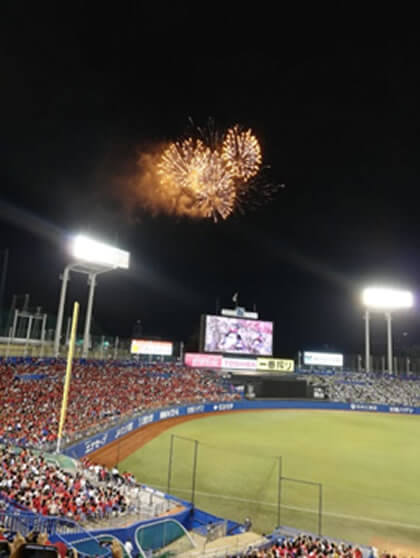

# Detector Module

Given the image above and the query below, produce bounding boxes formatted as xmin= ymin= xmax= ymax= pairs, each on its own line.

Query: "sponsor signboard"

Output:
xmin=84 ymin=433 xmax=108 ymax=454
xmin=115 ymin=421 xmax=134 ymax=439
xmin=303 ymin=351 xmax=343 ymax=367
xmin=213 ymin=403 xmax=235 ymax=411
xmin=138 ymin=413 xmax=155 ymax=427
xmin=221 ymin=357 xmax=257 ymax=370
xmin=221 ymin=308 xmax=259 ymax=319
xmin=389 ymin=406 xmax=414 ymax=414
xmin=159 ymin=408 xmax=179 ymax=419
xmin=350 ymin=403 xmax=378 ymax=412
xmin=257 ymin=358 xmax=295 ymax=372
xmin=185 ymin=352 xmax=258 ymax=370
xmin=65 ymin=400 xmax=420 ymax=459
xmin=185 ymin=353 xmax=223 ymax=368
xmin=130 ymin=339 xmax=173 ymax=356
xmin=187 ymin=404 xmax=205 ymax=414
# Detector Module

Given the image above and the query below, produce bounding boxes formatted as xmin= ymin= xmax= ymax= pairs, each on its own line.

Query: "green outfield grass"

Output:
xmin=120 ymin=411 xmax=420 ymax=547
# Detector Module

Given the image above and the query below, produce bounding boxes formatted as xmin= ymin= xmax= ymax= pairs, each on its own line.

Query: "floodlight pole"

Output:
xmin=54 ymin=264 xmax=72 ymax=358
xmin=82 ymin=272 xmax=97 ymax=358
xmin=55 ymin=236 xmax=129 ymax=359
xmin=40 ymin=314 xmax=47 ymax=358
xmin=364 ymin=310 xmax=370 ymax=373
xmin=24 ymin=315 xmax=33 ymax=357
xmin=11 ymin=308 xmax=18 ymax=340
xmin=55 ymin=265 xmax=113 ymax=360
xmin=385 ymin=312 xmax=393 ymax=374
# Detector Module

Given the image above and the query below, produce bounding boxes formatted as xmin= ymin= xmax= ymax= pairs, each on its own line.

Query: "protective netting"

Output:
xmin=280 ymin=477 xmax=321 ymax=535
xmin=167 ymin=436 xmax=322 ymax=534
xmin=193 ymin=440 xmax=279 ymax=533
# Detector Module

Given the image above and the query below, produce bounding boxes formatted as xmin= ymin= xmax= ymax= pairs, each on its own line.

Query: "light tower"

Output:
xmin=362 ymin=287 xmax=413 ymax=373
xmin=54 ymin=234 xmax=130 ymax=358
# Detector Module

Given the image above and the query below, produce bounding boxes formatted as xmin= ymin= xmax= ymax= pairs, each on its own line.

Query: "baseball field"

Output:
xmin=116 ymin=410 xmax=420 ymax=549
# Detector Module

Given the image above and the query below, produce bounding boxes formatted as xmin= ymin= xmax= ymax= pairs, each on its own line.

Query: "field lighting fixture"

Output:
xmin=54 ymin=234 xmax=130 ymax=358
xmin=362 ymin=287 xmax=413 ymax=374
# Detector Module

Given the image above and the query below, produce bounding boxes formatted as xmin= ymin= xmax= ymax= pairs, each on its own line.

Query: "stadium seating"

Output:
xmin=2 ymin=361 xmax=412 ymax=557
xmin=303 ymin=370 xmax=420 ymax=406
xmin=0 ymin=445 xmax=138 ymax=522
xmin=0 ymin=361 xmax=239 ymax=450
xmin=258 ymin=534 xmax=365 ymax=558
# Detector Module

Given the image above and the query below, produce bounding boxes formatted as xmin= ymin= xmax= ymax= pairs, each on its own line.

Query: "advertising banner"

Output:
xmin=64 ymin=399 xmax=420 ymax=459
xmin=185 ymin=353 xmax=223 ymax=368
xmin=303 ymin=351 xmax=343 ymax=367
xmin=130 ymin=339 xmax=173 ymax=356
xmin=221 ymin=357 xmax=257 ymax=370
xmin=221 ymin=308 xmax=259 ymax=319
xmin=257 ymin=358 xmax=295 ymax=372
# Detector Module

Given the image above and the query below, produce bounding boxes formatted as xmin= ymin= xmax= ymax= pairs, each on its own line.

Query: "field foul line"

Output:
xmin=158 ymin=486 xmax=420 ymax=531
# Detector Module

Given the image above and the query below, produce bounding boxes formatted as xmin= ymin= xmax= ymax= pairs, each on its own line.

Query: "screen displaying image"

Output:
xmin=203 ymin=315 xmax=273 ymax=355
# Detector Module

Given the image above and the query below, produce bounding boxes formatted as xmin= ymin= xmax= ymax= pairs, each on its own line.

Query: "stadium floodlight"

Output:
xmin=362 ymin=287 xmax=413 ymax=310
xmin=72 ymin=234 xmax=130 ymax=269
xmin=54 ymin=234 xmax=130 ymax=358
xmin=362 ymin=287 xmax=413 ymax=374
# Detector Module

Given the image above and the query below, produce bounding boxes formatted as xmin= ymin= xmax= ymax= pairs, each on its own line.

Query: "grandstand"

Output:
xmin=2 ymin=294 xmax=420 ymax=558
xmin=0 ymin=360 xmax=239 ymax=450
xmin=2 ymin=355 xmax=420 ymax=556
xmin=301 ymin=369 xmax=420 ymax=406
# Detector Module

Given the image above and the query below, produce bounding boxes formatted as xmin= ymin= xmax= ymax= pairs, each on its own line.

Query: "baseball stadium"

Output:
xmin=0 ymin=238 xmax=419 ymax=558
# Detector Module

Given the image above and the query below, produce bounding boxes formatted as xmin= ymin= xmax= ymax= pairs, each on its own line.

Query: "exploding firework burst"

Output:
xmin=158 ymin=138 xmax=209 ymax=193
xmin=157 ymin=137 xmax=237 ymax=221
xmin=194 ymin=150 xmax=236 ymax=220
xmin=222 ymin=125 xmax=262 ymax=182
xmin=146 ymin=121 xmax=271 ymax=221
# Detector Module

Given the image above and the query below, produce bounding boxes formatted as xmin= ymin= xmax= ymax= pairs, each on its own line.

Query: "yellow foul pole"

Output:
xmin=56 ymin=301 xmax=79 ymax=453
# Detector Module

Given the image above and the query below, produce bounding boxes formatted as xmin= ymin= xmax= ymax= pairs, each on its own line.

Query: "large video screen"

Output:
xmin=130 ymin=339 xmax=173 ymax=356
xmin=203 ymin=315 xmax=273 ymax=356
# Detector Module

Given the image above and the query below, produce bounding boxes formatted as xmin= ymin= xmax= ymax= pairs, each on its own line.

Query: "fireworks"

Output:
xmin=194 ymin=150 xmax=236 ymax=221
xmin=158 ymin=138 xmax=208 ymax=193
xmin=156 ymin=124 xmax=263 ymax=221
xmin=222 ymin=126 xmax=262 ymax=182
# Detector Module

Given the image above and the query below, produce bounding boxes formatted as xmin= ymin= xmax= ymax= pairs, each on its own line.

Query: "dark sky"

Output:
xmin=1 ymin=6 xmax=420 ymax=356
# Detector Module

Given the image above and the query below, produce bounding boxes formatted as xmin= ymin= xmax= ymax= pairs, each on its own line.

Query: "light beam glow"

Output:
xmin=72 ymin=235 xmax=130 ymax=269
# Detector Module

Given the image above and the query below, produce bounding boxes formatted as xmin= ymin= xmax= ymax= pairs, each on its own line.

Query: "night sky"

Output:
xmin=1 ymin=6 xmax=420 ymax=356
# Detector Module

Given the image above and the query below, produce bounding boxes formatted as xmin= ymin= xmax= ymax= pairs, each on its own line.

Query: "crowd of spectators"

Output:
xmin=0 ymin=361 xmax=239 ymax=449
xmin=0 ymin=446 xmax=138 ymax=523
xmin=304 ymin=371 xmax=420 ymax=406
xmin=0 ymin=528 xmax=126 ymax=557
xmin=248 ymin=535 xmax=364 ymax=558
